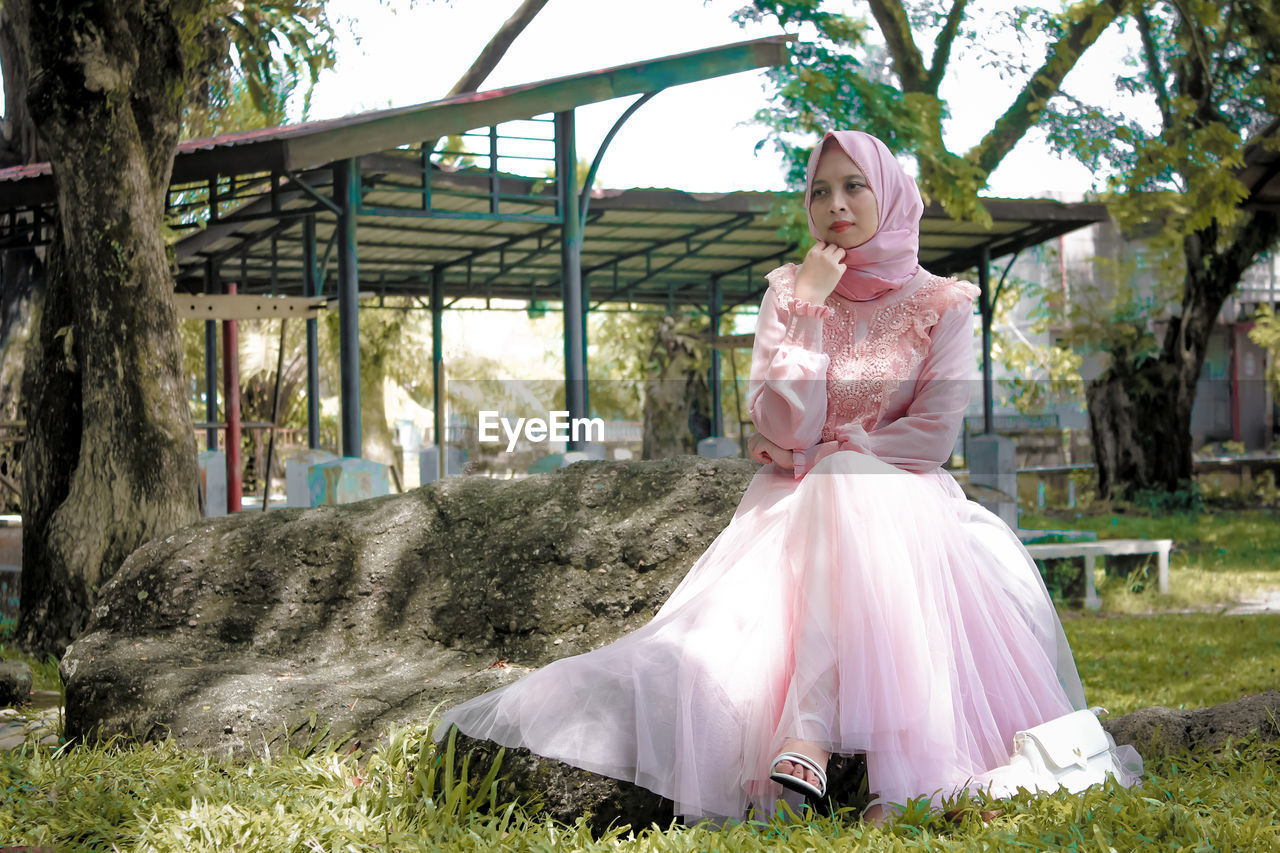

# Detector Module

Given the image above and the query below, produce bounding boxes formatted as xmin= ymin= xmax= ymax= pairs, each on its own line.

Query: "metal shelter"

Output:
xmin=0 ymin=32 xmax=1111 ymax=504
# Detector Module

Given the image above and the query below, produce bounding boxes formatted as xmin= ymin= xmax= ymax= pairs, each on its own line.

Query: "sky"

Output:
xmin=296 ymin=0 xmax=1159 ymax=199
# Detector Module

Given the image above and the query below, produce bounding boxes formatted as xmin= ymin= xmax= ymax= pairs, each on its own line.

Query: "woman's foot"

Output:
xmin=770 ymin=739 xmax=829 ymax=796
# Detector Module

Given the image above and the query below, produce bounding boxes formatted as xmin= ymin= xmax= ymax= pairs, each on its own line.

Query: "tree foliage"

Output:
xmin=1247 ymin=301 xmax=1280 ymax=401
xmin=987 ymin=259 xmax=1085 ymax=416
xmin=735 ymin=0 xmax=1127 ymax=220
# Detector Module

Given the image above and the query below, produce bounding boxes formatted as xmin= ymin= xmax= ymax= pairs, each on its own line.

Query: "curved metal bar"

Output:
xmin=579 ymin=91 xmax=660 ymax=227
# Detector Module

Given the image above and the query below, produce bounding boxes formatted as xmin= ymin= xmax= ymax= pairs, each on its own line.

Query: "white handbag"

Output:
xmin=1006 ymin=707 xmax=1122 ymax=794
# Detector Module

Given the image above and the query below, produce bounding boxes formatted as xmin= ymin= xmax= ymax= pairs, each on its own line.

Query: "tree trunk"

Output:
xmin=1087 ymin=210 xmax=1280 ymax=499
xmin=12 ymin=0 xmax=202 ymax=654
xmin=361 ymin=360 xmax=397 ymax=470
xmin=1085 ymin=354 xmax=1192 ymax=498
xmin=0 ymin=2 xmax=46 ymax=515
xmin=642 ymin=316 xmax=711 ymax=459
xmin=0 ymin=254 xmax=39 ymax=515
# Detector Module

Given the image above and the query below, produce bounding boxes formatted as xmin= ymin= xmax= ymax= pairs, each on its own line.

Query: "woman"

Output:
xmin=437 ymin=130 xmax=1140 ymax=823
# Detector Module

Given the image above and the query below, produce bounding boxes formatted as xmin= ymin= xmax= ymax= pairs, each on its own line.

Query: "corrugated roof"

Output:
xmin=170 ymin=158 xmax=1107 ymax=310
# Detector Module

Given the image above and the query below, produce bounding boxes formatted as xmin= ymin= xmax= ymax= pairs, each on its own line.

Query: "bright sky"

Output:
xmin=298 ymin=0 xmax=1158 ymax=199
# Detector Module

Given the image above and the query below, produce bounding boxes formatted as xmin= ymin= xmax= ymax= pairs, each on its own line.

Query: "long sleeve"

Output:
xmin=834 ymin=300 xmax=975 ymax=473
xmin=747 ymin=270 xmax=831 ymax=452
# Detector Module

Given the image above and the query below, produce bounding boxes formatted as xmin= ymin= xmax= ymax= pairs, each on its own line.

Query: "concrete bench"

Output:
xmin=1024 ymin=538 xmax=1173 ymax=610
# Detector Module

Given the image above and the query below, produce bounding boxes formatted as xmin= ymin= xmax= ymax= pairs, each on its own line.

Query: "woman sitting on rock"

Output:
xmin=437 ymin=129 xmax=1142 ymax=823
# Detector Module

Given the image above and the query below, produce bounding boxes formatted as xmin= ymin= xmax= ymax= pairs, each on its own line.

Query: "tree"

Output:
xmin=736 ymin=0 xmax=1128 ymax=221
xmin=8 ymin=0 xmax=335 ymax=654
xmin=642 ymin=313 xmax=714 ymax=459
xmin=1038 ymin=0 xmax=1280 ymax=497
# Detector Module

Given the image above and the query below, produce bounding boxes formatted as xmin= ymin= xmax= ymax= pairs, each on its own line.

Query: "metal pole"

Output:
xmin=556 ymin=110 xmax=588 ymax=449
xmin=303 ymin=214 xmax=321 ymax=450
xmin=432 ymin=265 xmax=446 ymax=478
xmin=709 ymin=276 xmax=723 ymax=437
xmin=222 ymin=270 xmax=243 ymax=513
xmin=581 ymin=274 xmax=590 ymax=396
xmin=335 ymin=158 xmax=362 ymax=458
xmin=203 ymin=259 xmax=219 ymax=452
xmin=979 ymin=244 xmax=994 ymax=435
xmin=263 ymin=318 xmax=288 ymax=509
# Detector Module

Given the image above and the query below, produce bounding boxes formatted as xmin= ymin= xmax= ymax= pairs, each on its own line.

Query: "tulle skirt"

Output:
xmin=437 ymin=450 xmax=1138 ymax=821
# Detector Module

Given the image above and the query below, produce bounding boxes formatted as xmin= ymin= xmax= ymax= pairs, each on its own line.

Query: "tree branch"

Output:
xmin=1167 ymin=0 xmax=1214 ymax=107
xmin=966 ymin=0 xmax=1127 ymax=177
xmin=446 ymin=0 xmax=550 ymax=97
xmin=424 ymin=0 xmax=549 ymax=157
xmin=925 ymin=0 xmax=969 ymax=94
xmin=866 ymin=0 xmax=928 ymax=91
xmin=1168 ymin=5 xmax=1222 ymax=130
xmin=1135 ymin=6 xmax=1172 ymax=131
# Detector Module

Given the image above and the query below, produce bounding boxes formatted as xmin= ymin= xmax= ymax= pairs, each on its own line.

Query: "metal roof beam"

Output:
xmin=280 ymin=36 xmax=793 ymax=173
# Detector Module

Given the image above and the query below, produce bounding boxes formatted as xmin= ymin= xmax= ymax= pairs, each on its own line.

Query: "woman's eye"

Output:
xmin=847 ymin=182 xmax=864 ymax=191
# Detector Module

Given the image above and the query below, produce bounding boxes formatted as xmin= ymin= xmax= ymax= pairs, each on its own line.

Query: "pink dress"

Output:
xmin=438 ymin=263 xmax=1126 ymax=821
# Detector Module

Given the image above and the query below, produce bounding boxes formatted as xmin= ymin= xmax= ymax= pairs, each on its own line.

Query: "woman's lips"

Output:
xmin=830 ymin=221 xmax=853 ymax=232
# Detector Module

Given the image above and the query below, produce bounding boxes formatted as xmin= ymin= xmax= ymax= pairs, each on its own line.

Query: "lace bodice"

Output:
xmin=765 ymin=264 xmax=980 ymax=442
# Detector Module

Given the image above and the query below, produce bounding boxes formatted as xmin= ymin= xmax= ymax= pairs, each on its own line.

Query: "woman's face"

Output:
xmin=809 ymin=144 xmax=879 ymax=249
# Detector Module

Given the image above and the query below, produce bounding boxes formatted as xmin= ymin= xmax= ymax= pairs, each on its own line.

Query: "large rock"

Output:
xmin=61 ymin=458 xmax=759 ymax=820
xmin=1102 ymin=691 xmax=1280 ymax=757
xmin=0 ymin=659 xmax=32 ymax=706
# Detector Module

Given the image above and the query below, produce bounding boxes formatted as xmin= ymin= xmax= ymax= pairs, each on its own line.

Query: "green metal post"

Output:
xmin=335 ymin=158 xmax=362 ymax=458
xmin=303 ymin=214 xmax=321 ymax=449
xmin=431 ymin=265 xmax=445 ymax=462
xmin=556 ymin=110 xmax=588 ymax=448
xmin=203 ymin=259 xmax=219 ymax=452
xmin=709 ymin=276 xmax=723 ymax=437
xmin=979 ymin=243 xmax=993 ymax=435
xmin=223 ymin=266 xmax=242 ymax=512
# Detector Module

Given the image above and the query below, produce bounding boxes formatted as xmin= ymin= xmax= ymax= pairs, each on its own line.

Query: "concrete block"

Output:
xmin=968 ymin=433 xmax=1018 ymax=529
xmin=286 ymin=449 xmax=339 ymax=508
xmin=197 ymin=450 xmax=227 ymax=518
xmin=697 ymin=437 xmax=740 ymax=458
xmin=308 ymin=458 xmax=391 ymax=506
xmin=420 ymin=445 xmax=466 ymax=483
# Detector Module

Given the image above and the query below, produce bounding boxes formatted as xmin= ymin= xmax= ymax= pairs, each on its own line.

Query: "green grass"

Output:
xmin=2 ymin=725 xmax=1279 ymax=851
xmin=1023 ymin=507 xmax=1280 ymax=613
xmin=2 ymin=508 xmax=1279 ymax=850
xmin=3 ymin=613 xmax=1278 ymax=851
xmin=1064 ymin=613 xmax=1280 ymax=714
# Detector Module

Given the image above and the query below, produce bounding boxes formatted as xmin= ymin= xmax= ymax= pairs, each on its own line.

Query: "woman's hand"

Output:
xmin=794 ymin=242 xmax=846 ymax=305
xmin=748 ymin=433 xmax=795 ymax=470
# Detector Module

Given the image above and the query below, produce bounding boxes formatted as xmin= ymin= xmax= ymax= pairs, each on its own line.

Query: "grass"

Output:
xmin=2 ymin=726 xmax=1279 ymax=851
xmin=2 ymin=506 xmax=1279 ymax=851
xmin=1064 ymin=613 xmax=1280 ymax=714
xmin=1022 ymin=507 xmax=1280 ymax=613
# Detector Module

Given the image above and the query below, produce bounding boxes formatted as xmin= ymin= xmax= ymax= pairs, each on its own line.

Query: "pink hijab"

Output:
xmin=804 ymin=130 xmax=923 ymax=301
